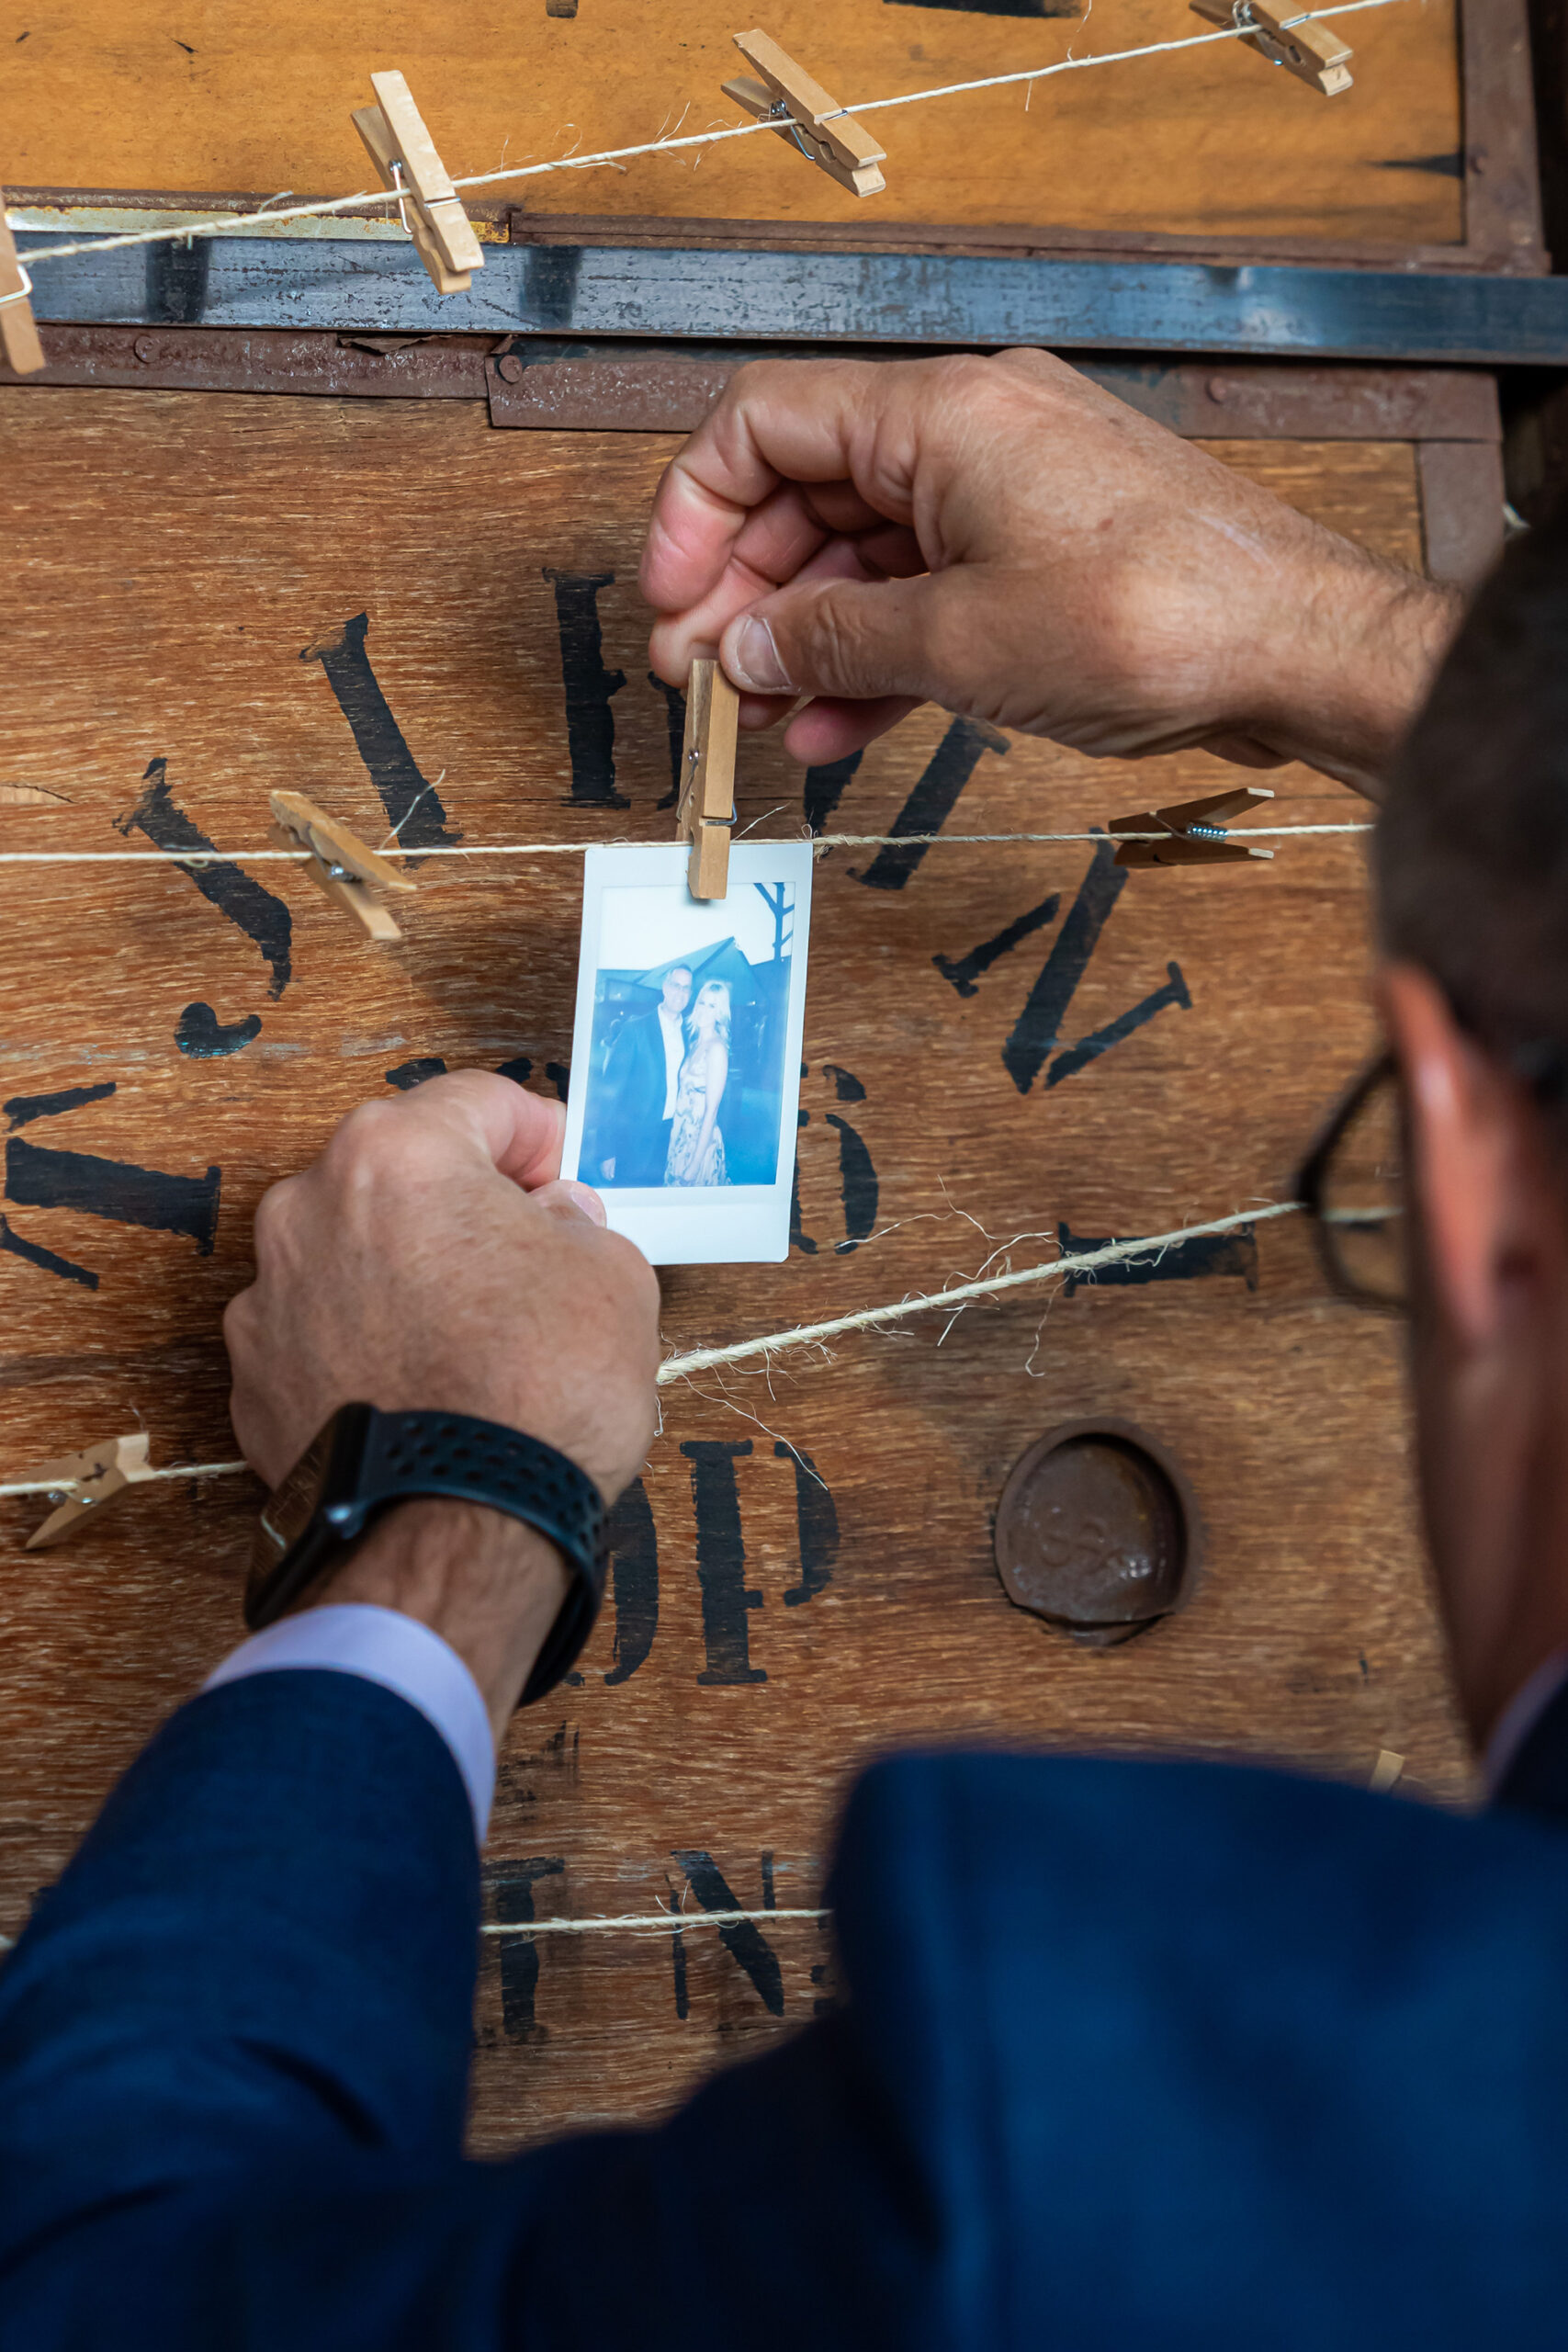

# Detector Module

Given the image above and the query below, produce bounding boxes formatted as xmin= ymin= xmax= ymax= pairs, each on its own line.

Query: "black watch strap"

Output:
xmin=245 ymin=1405 xmax=608 ymax=1708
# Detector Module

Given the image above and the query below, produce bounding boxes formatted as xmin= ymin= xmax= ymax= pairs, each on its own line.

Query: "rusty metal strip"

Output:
xmin=0 ymin=323 xmax=1503 ymax=446
xmin=6 ymin=324 xmax=496 ymax=397
xmin=484 ymin=348 xmax=1502 ymax=441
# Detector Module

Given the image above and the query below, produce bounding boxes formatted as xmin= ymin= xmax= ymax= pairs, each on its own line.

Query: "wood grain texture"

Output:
xmin=0 ymin=389 xmax=1467 ymax=2152
xmin=4 ymin=0 xmax=1461 ymax=243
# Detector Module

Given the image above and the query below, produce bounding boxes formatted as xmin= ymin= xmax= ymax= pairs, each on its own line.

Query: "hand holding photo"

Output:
xmin=560 ymin=843 xmax=814 ymax=1265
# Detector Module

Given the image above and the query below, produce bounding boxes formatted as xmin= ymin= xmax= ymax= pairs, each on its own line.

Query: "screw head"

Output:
xmin=496 ymin=353 xmax=525 ymax=384
xmin=133 ymin=334 xmax=157 ymax=365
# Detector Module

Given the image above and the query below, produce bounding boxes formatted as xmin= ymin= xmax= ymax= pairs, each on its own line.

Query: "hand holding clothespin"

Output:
xmin=1190 ymin=0 xmax=1352 ymax=96
xmin=1110 ymin=785 xmax=1276 ymax=868
xmin=269 ymin=790 xmax=417 ymax=940
xmin=20 ymin=1433 xmax=159 ymax=1550
xmin=723 ymin=30 xmax=887 ymax=198
xmin=352 ymin=71 xmax=485 ymax=293
xmin=0 ymin=188 xmax=44 ymax=376
xmin=678 ymin=660 xmax=739 ymax=900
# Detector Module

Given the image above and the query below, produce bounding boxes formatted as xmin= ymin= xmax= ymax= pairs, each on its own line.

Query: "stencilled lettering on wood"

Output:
xmin=116 ymin=758 xmax=293 ymax=1001
xmin=486 ymin=1858 xmax=569 ymax=2043
xmin=2 ymin=1080 xmax=221 ymax=1271
xmin=855 ymin=718 xmax=1009 ymax=890
xmin=542 ymin=569 xmax=628 ymax=807
xmin=300 ymin=613 xmax=462 ymax=854
xmin=1055 ymin=1216 xmax=1259 ymax=1292
xmin=795 ymin=1064 xmax=880 ymax=1255
xmin=931 ymin=836 xmax=1192 ymax=1094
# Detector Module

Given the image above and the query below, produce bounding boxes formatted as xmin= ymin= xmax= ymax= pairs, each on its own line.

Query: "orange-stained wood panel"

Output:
xmin=0 ymin=388 xmax=1466 ymax=2150
xmin=3 ymin=0 xmax=1462 ymax=242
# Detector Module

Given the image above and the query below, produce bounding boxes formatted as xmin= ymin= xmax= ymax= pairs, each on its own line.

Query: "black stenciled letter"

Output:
xmin=117 ymin=760 xmax=292 ymax=1000
xmin=4 ymin=1081 xmax=220 ymax=1255
xmin=669 ymin=1850 xmax=784 ymax=2017
xmin=805 ymin=749 xmax=864 ymax=835
xmin=0 ymin=1086 xmax=118 ymax=1286
xmin=604 ymin=1475 xmax=659 ymax=1686
xmin=486 ymin=1857 xmax=567 ymax=2041
xmin=543 ymin=570 xmax=627 ymax=807
xmin=826 ymin=1114 xmax=878 ymax=1253
xmin=790 ymin=1106 xmax=818 ymax=1257
xmin=886 ymin=0 xmax=1072 ymax=15
xmin=6 ymin=1137 xmax=221 ymax=1254
xmin=778 ymin=1443 xmax=839 ymax=1606
xmin=1056 ymin=1216 xmax=1258 ymax=1295
xmin=682 ymin=1439 xmax=764 ymax=1685
xmin=1001 ymin=834 xmax=1127 ymax=1093
xmin=1046 ymin=962 xmax=1191 ymax=1089
xmin=300 ymin=614 xmax=462 ymax=854
xmin=934 ymin=891 xmax=1061 ymax=1000
xmin=647 ymin=673 xmax=685 ymax=809
xmin=857 ymin=718 xmax=1009 ymax=891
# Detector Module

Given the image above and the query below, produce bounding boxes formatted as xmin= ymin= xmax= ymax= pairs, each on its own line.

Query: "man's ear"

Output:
xmin=1377 ymin=962 xmax=1525 ymax=1349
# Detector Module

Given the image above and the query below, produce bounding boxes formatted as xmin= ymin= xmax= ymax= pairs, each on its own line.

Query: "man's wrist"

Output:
xmin=309 ymin=1498 xmax=570 ymax=1746
xmin=1251 ymin=559 xmax=1462 ymax=799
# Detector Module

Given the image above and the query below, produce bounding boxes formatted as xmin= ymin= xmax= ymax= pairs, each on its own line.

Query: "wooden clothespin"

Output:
xmin=1190 ymin=0 xmax=1352 ymax=96
xmin=1110 ymin=784 xmax=1276 ymax=869
xmin=677 ymin=660 xmax=739 ymax=900
xmin=269 ymin=789 xmax=417 ymax=941
xmin=0 ymin=188 xmax=45 ymax=376
xmin=723 ymin=30 xmax=887 ymax=198
xmin=21 ymin=1433 xmax=158 ymax=1550
xmin=351 ymin=71 xmax=486 ymax=294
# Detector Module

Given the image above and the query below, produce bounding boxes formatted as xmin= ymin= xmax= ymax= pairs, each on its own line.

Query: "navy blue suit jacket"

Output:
xmin=2 ymin=1668 xmax=1566 ymax=2347
xmin=595 ymin=1009 xmax=672 ymax=1186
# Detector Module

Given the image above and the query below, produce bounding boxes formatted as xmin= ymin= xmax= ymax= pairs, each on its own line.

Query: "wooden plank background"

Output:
xmin=0 ymin=386 xmax=1468 ymax=2150
xmin=4 ymin=0 xmax=1461 ymax=243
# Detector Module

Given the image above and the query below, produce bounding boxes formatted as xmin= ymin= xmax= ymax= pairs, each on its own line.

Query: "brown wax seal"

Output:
xmin=994 ymin=1419 xmax=1199 ymax=1648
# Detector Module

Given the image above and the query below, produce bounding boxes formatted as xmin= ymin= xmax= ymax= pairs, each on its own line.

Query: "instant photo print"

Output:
xmin=560 ymin=843 xmax=813 ymax=1265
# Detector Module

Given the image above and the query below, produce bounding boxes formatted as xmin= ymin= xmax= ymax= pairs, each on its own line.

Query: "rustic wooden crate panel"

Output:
xmin=6 ymin=0 xmax=1461 ymax=243
xmin=0 ymin=388 xmax=1464 ymax=2151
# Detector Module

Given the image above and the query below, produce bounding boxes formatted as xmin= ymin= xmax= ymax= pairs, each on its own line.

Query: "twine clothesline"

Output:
xmin=10 ymin=0 xmax=1406 ymax=269
xmin=0 ymin=1203 xmax=1299 ymax=1502
xmin=480 ymin=1905 xmax=827 ymax=1939
xmin=0 ymin=823 xmax=1371 ymax=870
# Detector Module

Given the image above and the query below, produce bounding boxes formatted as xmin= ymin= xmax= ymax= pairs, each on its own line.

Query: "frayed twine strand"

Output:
xmin=0 ymin=1202 xmax=1300 ymax=1501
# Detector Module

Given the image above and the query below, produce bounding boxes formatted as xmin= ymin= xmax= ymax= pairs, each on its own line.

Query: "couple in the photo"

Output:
xmin=597 ymin=964 xmax=731 ymax=1189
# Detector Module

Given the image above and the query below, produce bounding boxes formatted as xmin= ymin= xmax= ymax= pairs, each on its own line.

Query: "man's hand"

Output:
xmin=642 ymin=350 xmax=1460 ymax=797
xmin=223 ymin=1073 xmax=660 ymax=1733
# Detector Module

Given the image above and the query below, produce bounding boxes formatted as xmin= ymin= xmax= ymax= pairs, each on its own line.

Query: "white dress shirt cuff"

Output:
xmin=204 ymin=1604 xmax=495 ymax=1842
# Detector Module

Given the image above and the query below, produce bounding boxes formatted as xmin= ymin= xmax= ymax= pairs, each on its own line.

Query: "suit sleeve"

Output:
xmin=0 ymin=1672 xmax=479 ymax=2278
xmin=0 ymin=1690 xmax=962 ymax=2352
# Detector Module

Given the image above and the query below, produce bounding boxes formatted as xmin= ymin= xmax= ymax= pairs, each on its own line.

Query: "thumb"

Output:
xmin=722 ymin=574 xmax=948 ymax=706
xmin=530 ymin=1178 xmax=609 ymax=1227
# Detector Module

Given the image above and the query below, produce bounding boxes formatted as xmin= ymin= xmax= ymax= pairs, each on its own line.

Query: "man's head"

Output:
xmin=1376 ymin=507 xmax=1568 ymax=1740
xmin=661 ymin=967 xmax=693 ymax=1016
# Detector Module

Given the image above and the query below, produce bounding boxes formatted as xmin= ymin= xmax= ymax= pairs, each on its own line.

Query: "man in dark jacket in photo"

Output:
xmin=594 ymin=962 xmax=691 ymax=1186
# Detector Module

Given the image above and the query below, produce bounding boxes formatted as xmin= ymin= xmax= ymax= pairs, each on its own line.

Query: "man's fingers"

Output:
xmin=639 ymin=356 xmax=914 ymax=613
xmin=344 ymin=1070 xmax=568 ymax=1192
xmin=719 ymin=572 xmax=948 ymax=706
xmin=780 ymin=695 xmax=925 ymax=765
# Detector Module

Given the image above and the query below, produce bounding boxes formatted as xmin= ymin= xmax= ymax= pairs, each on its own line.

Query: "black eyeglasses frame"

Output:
xmin=1292 ymin=1049 xmax=1404 ymax=1313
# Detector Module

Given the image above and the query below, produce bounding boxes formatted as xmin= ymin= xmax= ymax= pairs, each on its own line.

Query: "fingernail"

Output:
xmin=728 ymin=616 xmax=792 ymax=693
xmin=562 ymin=1180 xmax=608 ymax=1226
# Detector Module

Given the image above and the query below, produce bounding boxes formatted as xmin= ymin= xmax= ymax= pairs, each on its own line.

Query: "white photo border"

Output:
xmin=560 ymin=842 xmax=814 ymax=1265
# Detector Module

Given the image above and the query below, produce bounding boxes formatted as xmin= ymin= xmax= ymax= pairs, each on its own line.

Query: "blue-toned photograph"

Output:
xmin=580 ymin=880 xmax=797 ymax=1192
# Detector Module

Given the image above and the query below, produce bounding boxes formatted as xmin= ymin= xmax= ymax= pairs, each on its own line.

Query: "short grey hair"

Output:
xmin=1378 ymin=510 xmax=1568 ymax=1066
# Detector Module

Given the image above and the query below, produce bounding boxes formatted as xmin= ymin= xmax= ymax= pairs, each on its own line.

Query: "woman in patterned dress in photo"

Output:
xmin=663 ymin=979 xmax=730 ymax=1187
